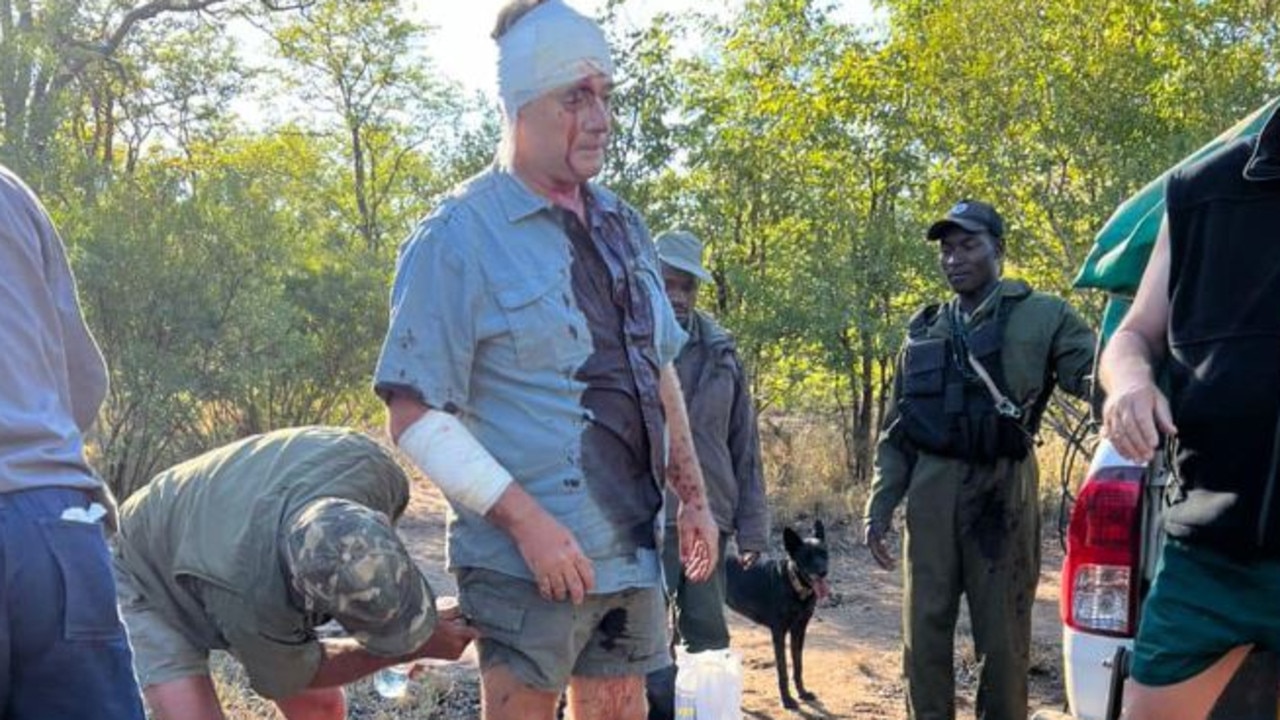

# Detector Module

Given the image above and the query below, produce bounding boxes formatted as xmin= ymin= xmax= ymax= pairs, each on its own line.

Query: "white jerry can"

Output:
xmin=674 ymin=648 xmax=744 ymax=719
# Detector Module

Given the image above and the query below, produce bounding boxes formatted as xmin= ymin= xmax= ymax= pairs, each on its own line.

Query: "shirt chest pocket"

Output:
xmin=495 ymin=274 xmax=588 ymax=373
xmin=1001 ymin=334 xmax=1053 ymax=399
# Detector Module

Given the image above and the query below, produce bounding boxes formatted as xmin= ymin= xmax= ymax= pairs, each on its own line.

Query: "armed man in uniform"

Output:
xmin=863 ymin=200 xmax=1095 ymax=720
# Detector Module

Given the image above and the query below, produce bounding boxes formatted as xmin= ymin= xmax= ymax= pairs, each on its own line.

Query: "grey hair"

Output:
xmin=491 ymin=0 xmax=548 ymax=40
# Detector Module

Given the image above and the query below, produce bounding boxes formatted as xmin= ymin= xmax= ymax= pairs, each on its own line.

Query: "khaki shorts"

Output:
xmin=113 ymin=558 xmax=211 ymax=689
xmin=457 ymin=567 xmax=670 ymax=692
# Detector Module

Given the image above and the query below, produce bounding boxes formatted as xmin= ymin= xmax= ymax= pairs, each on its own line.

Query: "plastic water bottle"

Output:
xmin=373 ymin=662 xmax=412 ymax=699
xmin=674 ymin=647 xmax=744 ymax=719
xmin=372 ymin=595 xmax=459 ymax=700
xmin=674 ymin=653 xmax=698 ymax=719
xmin=695 ymin=650 xmax=743 ymax=719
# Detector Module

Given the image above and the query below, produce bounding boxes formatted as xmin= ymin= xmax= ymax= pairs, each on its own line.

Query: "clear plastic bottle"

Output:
xmin=372 ymin=595 xmax=459 ymax=700
xmin=373 ymin=662 xmax=412 ymax=699
xmin=673 ymin=647 xmax=744 ymax=719
xmin=695 ymin=650 xmax=743 ymax=719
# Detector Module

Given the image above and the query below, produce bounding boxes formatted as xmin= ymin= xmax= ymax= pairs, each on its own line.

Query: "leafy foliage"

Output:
xmin=603 ymin=0 xmax=1279 ymax=483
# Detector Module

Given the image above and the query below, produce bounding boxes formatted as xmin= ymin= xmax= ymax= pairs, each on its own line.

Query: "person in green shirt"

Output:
xmin=112 ymin=426 xmax=476 ymax=720
xmin=863 ymin=200 xmax=1095 ymax=720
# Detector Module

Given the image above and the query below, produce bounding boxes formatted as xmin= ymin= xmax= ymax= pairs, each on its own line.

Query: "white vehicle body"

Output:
xmin=1061 ymin=439 xmax=1161 ymax=720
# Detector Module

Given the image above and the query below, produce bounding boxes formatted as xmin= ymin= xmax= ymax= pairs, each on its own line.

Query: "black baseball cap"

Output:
xmin=926 ymin=199 xmax=1005 ymax=240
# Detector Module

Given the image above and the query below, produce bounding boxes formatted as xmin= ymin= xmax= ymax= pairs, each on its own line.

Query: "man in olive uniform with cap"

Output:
xmin=112 ymin=426 xmax=476 ymax=720
xmin=863 ymin=200 xmax=1095 ymax=720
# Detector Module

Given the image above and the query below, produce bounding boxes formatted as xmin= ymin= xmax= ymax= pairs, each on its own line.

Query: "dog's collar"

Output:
xmin=785 ymin=559 xmax=814 ymax=600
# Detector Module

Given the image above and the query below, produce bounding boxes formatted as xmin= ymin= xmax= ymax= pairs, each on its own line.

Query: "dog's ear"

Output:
xmin=784 ymin=527 xmax=801 ymax=554
xmin=814 ymin=519 xmax=826 ymax=541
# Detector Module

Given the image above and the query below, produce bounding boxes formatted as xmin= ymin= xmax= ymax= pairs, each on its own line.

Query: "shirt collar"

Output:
xmin=952 ymin=278 xmax=1033 ymax=326
xmin=1244 ymin=103 xmax=1280 ymax=183
xmin=494 ymin=164 xmax=553 ymax=223
xmin=684 ymin=311 xmax=703 ymax=344
xmin=955 ymin=280 xmax=1004 ymax=326
xmin=493 ymin=164 xmax=623 ymax=223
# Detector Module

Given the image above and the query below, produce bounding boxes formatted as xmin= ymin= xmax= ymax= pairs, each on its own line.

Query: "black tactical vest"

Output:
xmin=895 ymin=293 xmax=1048 ymax=464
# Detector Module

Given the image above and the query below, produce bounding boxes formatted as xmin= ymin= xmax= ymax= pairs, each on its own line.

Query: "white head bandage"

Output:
xmin=496 ymin=0 xmax=615 ymax=120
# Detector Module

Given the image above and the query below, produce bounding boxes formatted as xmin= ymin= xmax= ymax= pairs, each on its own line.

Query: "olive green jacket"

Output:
xmin=864 ymin=279 xmax=1096 ymax=530
xmin=116 ymin=427 xmax=411 ymax=699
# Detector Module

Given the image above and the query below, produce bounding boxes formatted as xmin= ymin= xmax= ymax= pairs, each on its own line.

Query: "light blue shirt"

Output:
xmin=375 ymin=165 xmax=685 ymax=592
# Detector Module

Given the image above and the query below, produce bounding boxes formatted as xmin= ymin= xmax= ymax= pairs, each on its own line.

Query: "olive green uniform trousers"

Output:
xmin=902 ymin=455 xmax=1040 ymax=720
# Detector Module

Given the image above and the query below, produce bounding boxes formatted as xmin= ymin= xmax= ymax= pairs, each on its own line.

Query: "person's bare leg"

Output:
xmin=1122 ymin=644 xmax=1252 ymax=720
xmin=275 ymin=687 xmax=346 ymax=720
xmin=143 ymin=675 xmax=227 ymax=720
xmin=481 ymin=665 xmax=560 ymax=720
xmin=567 ymin=674 xmax=646 ymax=720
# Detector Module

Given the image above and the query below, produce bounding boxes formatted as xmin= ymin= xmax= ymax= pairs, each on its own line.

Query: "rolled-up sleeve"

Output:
xmin=1051 ymin=301 xmax=1097 ymax=401
xmin=374 ymin=213 xmax=480 ymax=410
xmin=865 ymin=346 xmax=913 ymax=532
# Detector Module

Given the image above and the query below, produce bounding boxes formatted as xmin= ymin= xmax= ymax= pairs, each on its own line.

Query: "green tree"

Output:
xmin=40 ymin=1 xmax=494 ymax=497
xmin=880 ymin=0 xmax=1280 ymax=293
xmin=605 ymin=0 xmax=934 ymax=484
xmin=268 ymin=0 xmax=470 ymax=254
xmin=603 ymin=0 xmax=1280 ymax=489
xmin=0 ymin=0 xmax=308 ymax=178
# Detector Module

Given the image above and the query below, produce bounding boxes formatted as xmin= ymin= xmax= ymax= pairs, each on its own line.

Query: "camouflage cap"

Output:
xmin=283 ymin=497 xmax=437 ymax=657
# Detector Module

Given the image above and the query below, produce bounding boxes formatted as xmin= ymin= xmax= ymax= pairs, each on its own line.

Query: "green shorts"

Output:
xmin=457 ymin=567 xmax=670 ymax=693
xmin=1130 ymin=538 xmax=1280 ymax=686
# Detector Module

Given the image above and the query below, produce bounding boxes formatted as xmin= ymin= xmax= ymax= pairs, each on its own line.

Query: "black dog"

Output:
xmin=725 ymin=520 xmax=830 ymax=710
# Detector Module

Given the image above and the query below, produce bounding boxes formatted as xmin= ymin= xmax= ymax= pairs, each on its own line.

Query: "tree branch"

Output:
xmin=52 ymin=0 xmax=313 ymax=93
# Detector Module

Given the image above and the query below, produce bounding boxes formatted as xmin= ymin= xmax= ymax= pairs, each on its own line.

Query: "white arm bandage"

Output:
xmin=397 ymin=411 xmax=514 ymax=516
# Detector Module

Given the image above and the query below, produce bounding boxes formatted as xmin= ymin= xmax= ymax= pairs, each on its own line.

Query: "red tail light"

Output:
xmin=1061 ymin=465 xmax=1143 ymax=637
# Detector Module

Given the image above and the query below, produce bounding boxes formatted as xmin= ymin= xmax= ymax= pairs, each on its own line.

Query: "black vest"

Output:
xmin=895 ymin=293 xmax=1045 ymax=464
xmin=1165 ymin=107 xmax=1280 ymax=557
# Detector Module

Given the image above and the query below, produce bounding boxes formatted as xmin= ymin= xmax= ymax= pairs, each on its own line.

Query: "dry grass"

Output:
xmin=759 ymin=414 xmax=860 ymax=530
xmin=1034 ymin=431 xmax=1097 ymax=552
xmin=757 ymin=413 xmax=1096 ymax=537
xmin=209 ymin=653 xmax=282 ymax=719
xmin=1035 ymin=432 xmax=1095 ymax=504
